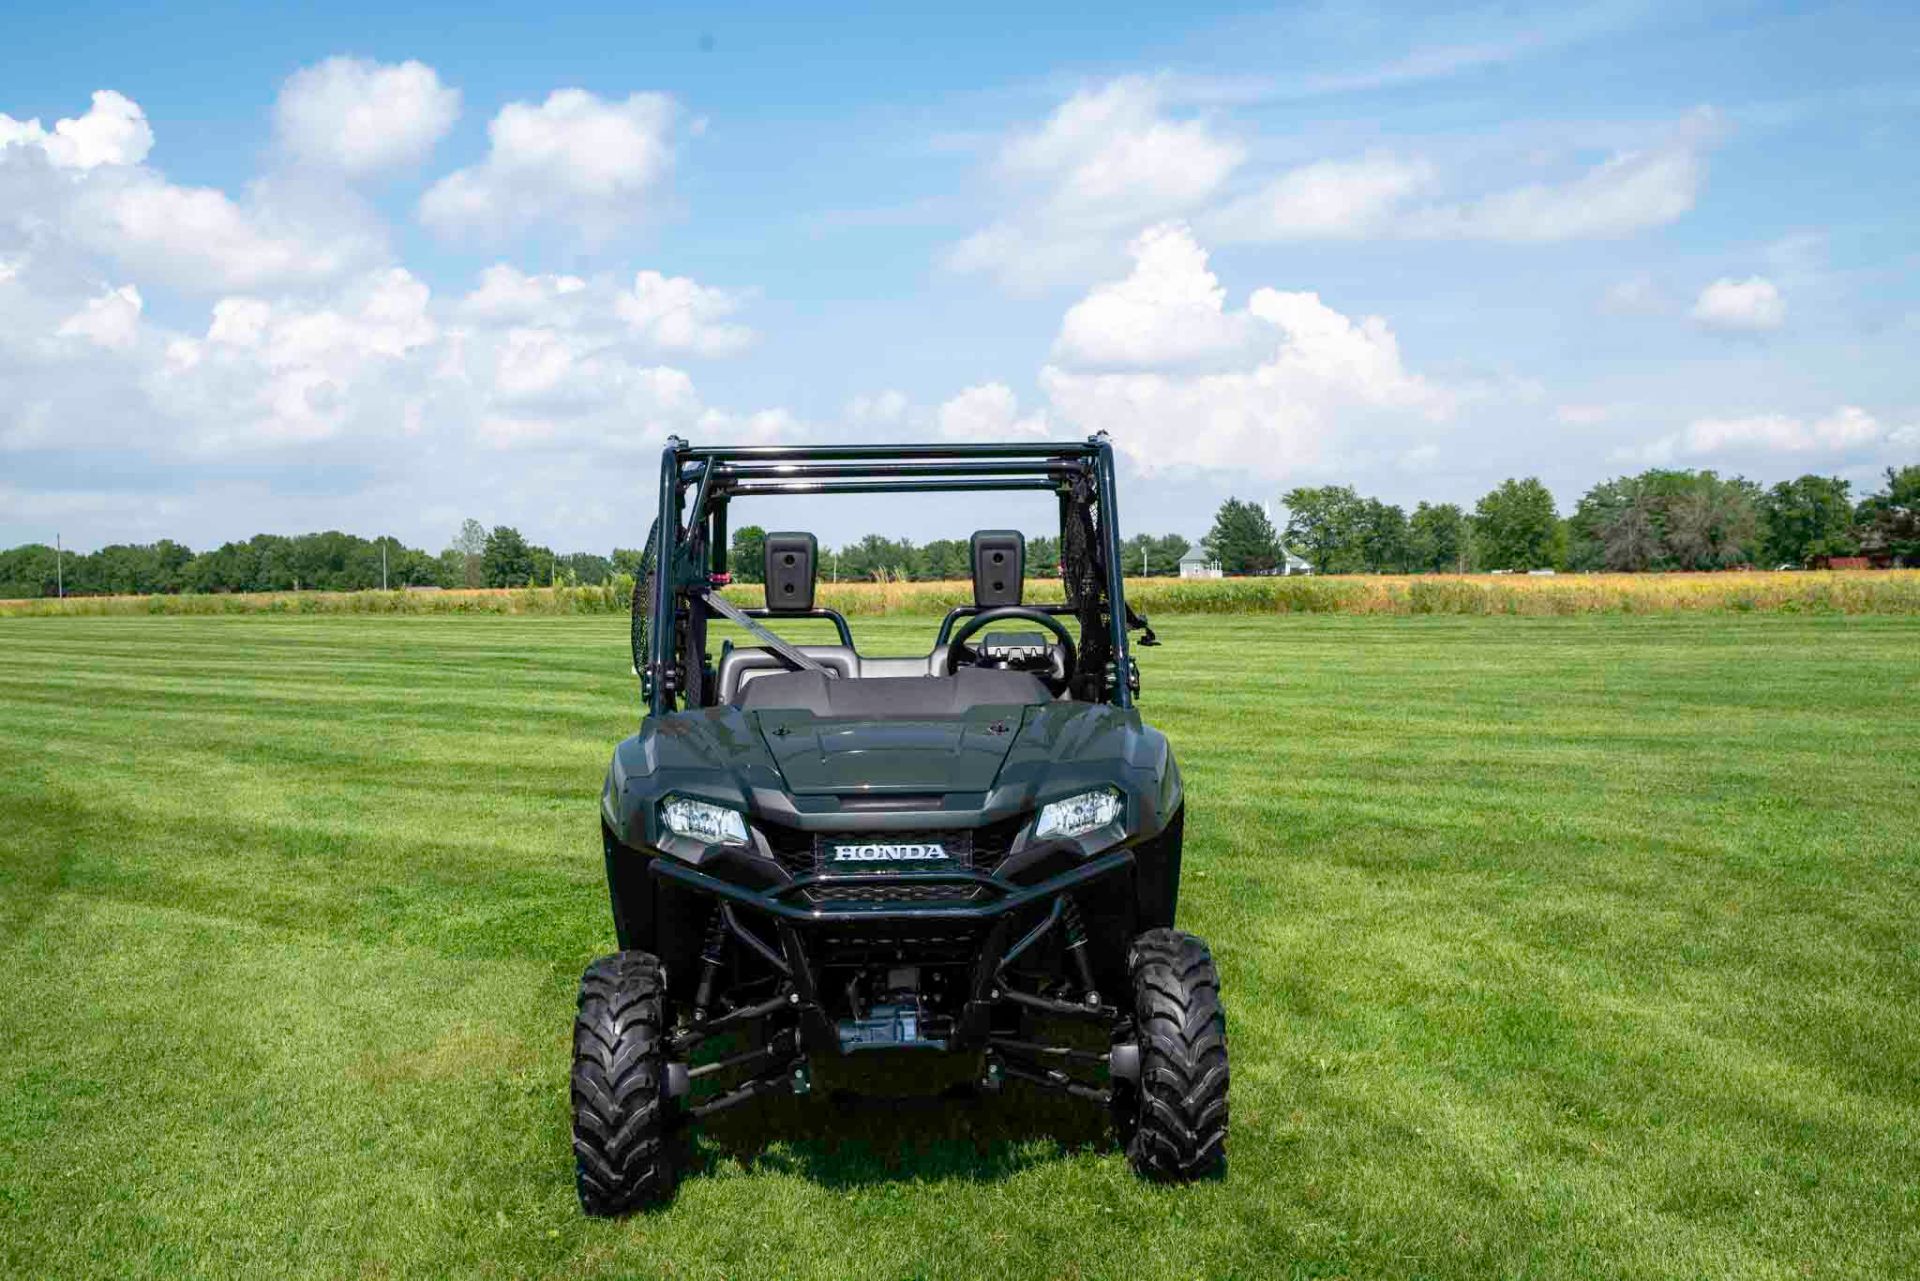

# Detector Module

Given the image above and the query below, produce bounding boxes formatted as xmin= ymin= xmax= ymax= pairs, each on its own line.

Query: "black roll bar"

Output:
xmin=724 ymin=477 xmax=1064 ymax=497
xmin=681 ymin=442 xmax=1100 ymax=461
xmin=645 ymin=434 xmax=1134 ymax=715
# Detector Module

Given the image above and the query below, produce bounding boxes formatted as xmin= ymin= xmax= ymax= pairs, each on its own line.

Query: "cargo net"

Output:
xmin=629 ymin=517 xmax=658 ymax=693
xmin=1061 ymin=486 xmax=1112 ymax=701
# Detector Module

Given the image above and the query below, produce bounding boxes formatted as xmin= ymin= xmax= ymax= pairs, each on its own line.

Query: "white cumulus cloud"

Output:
xmin=456 ymin=263 xmax=753 ymax=357
xmin=1040 ymin=224 xmax=1449 ymax=478
xmin=1054 ymin=222 xmax=1262 ymax=370
xmin=6 ymin=250 xmax=783 ymax=482
xmin=847 ymin=389 xmax=910 ymax=426
xmin=1687 ymin=406 xmax=1879 ymax=453
xmin=616 ymin=270 xmax=753 ymax=356
xmin=274 ymin=57 xmax=460 ymax=175
xmin=937 ymin=382 xmax=1050 ymax=441
xmin=0 ymin=90 xmax=152 ymax=170
xmin=56 ymin=283 xmax=142 ymax=350
xmin=946 ymin=77 xmax=1243 ymax=288
xmin=3 ymin=91 xmax=385 ymax=294
xmin=0 ymin=81 xmax=791 ymax=548
xmin=419 ymin=89 xmax=678 ymax=242
xmin=951 ymin=92 xmax=1717 ymax=284
xmin=68 ymin=171 xmax=383 ymax=291
xmin=1690 ymin=276 xmax=1786 ymax=331
xmin=1631 ymin=405 xmax=1894 ymax=462
xmin=157 ymin=269 xmax=439 ymax=449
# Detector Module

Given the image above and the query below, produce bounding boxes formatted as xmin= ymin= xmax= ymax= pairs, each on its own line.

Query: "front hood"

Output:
xmin=751 ymin=707 xmax=1020 ymax=795
xmin=602 ymin=698 xmax=1181 ymax=854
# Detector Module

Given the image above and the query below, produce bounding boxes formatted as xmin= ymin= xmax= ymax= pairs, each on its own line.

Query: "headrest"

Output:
xmin=970 ymin=530 xmax=1024 ymax=608
xmin=763 ymin=532 xmax=817 ymax=612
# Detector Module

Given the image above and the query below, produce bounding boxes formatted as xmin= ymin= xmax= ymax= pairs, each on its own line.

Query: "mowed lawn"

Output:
xmin=1 ymin=613 xmax=1916 ymax=1279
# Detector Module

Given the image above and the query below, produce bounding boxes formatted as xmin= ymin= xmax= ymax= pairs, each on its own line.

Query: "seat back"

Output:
xmin=717 ymin=645 xmax=858 ymax=704
xmin=763 ymin=532 xmax=817 ymax=612
xmin=970 ymin=530 xmax=1025 ymax=607
xmin=737 ymin=667 xmax=1049 ymax=717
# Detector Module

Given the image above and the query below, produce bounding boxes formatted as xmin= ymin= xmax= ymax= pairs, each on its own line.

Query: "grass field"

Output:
xmin=2 ymin=613 xmax=1917 ymax=1279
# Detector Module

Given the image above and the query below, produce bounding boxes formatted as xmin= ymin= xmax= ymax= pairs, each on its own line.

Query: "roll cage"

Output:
xmin=639 ymin=434 xmax=1141 ymax=716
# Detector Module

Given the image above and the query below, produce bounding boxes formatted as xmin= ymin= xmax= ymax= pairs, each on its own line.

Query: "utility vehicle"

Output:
xmin=575 ymin=435 xmax=1227 ymax=1213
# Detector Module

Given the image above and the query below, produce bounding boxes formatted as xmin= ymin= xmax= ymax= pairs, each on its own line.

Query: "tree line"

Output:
xmin=721 ymin=527 xmax=1193 ymax=584
xmin=0 ymin=519 xmax=1197 ymax=600
xmin=3 ymin=464 xmax=1913 ymax=599
xmin=0 ymin=521 xmax=631 ymax=601
xmin=1202 ymin=465 xmax=1919 ymax=575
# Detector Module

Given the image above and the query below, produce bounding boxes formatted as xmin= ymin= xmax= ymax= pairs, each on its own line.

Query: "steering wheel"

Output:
xmin=945 ymin=607 xmax=1077 ymax=695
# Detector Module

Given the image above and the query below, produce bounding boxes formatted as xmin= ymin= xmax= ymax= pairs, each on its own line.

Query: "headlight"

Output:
xmin=659 ymin=795 xmax=748 ymax=845
xmin=1034 ymin=786 xmax=1124 ymax=841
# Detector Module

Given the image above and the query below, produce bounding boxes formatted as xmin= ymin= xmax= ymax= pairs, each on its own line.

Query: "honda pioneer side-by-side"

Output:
xmin=574 ymin=435 xmax=1228 ymax=1213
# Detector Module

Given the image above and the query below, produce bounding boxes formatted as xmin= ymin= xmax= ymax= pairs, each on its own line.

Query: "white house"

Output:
xmin=1178 ymin=548 xmax=1222 ymax=579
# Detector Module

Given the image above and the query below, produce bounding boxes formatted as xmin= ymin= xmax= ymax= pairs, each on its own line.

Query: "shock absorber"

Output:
xmin=1060 ymin=894 xmax=1099 ymax=1006
xmin=692 ymin=907 xmax=727 ymax=1022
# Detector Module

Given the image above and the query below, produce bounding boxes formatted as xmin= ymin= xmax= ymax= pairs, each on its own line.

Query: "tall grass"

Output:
xmin=4 ymin=570 xmax=1918 ymax=619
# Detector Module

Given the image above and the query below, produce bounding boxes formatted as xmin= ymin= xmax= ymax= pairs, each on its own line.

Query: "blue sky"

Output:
xmin=2 ymin=0 xmax=1915 ymax=551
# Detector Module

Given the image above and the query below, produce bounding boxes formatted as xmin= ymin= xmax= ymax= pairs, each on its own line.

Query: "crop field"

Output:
xmin=2 ymin=612 xmax=1917 ymax=1279
xmin=5 ymin=568 xmax=1920 ymax=619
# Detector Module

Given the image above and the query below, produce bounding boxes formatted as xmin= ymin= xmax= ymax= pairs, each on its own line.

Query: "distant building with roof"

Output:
xmin=1178 ymin=548 xmax=1222 ymax=579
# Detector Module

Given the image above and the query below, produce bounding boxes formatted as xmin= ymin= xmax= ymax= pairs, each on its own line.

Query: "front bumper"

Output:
xmin=640 ymin=832 xmax=1167 ymax=1058
xmin=648 ymin=845 xmax=1135 ymax=924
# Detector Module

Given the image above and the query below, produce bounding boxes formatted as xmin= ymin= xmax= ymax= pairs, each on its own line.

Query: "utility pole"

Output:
xmin=1141 ymin=544 xmax=1149 ymax=577
xmin=381 ymin=542 xmax=388 ymax=591
xmin=56 ymin=532 xmax=63 ymax=598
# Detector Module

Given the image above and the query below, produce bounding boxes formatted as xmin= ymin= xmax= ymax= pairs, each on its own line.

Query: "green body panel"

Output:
xmin=602 ymin=699 xmax=1180 ymax=853
xmin=751 ymin=705 xmax=1025 ymax=794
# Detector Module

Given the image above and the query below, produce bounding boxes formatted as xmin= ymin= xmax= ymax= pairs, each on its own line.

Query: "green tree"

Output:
xmin=1353 ymin=499 xmax=1410 ymax=573
xmin=1759 ymin=475 xmax=1857 ymax=567
xmin=482 ymin=526 xmax=535 ymax=588
xmin=1204 ymin=498 xmax=1282 ymax=574
xmin=916 ymin=538 xmax=969 ymax=580
xmin=1027 ymin=534 xmax=1061 ymax=577
xmin=1121 ymin=532 xmax=1191 ymax=576
xmin=561 ymin=552 xmax=613 ymax=585
xmin=1569 ymin=476 xmax=1661 ymax=571
xmin=610 ymin=546 xmax=649 ymax=579
xmin=1665 ymin=474 xmax=1761 ymax=570
xmin=832 ymin=534 xmax=916 ymax=581
xmin=0 ymin=543 xmax=60 ymax=598
xmin=1280 ymin=486 xmax=1363 ymax=574
xmin=1473 ymin=478 xmax=1561 ymax=570
xmin=1857 ymin=465 xmax=1920 ymax=566
xmin=1407 ymin=502 xmax=1468 ymax=573
xmin=526 ymin=542 xmax=561 ymax=586
xmin=728 ymin=525 xmax=767 ymax=582
xmin=1568 ymin=470 xmax=1759 ymax=571
xmin=451 ymin=519 xmax=486 ymax=589
xmin=434 ymin=548 xmax=467 ymax=588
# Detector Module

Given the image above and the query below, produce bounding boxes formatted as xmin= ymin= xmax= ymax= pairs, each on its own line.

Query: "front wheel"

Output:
xmin=1113 ymin=928 xmax=1228 ymax=1181
xmin=572 ymin=952 xmax=680 ymax=1214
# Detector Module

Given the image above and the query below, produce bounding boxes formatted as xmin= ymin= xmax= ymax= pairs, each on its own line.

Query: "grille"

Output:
xmin=760 ymin=822 xmax=815 ymax=874
xmin=804 ymin=882 xmax=990 ymax=905
xmin=759 ymin=814 xmax=1030 ymax=884
xmin=969 ymin=815 xmax=1027 ymax=873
